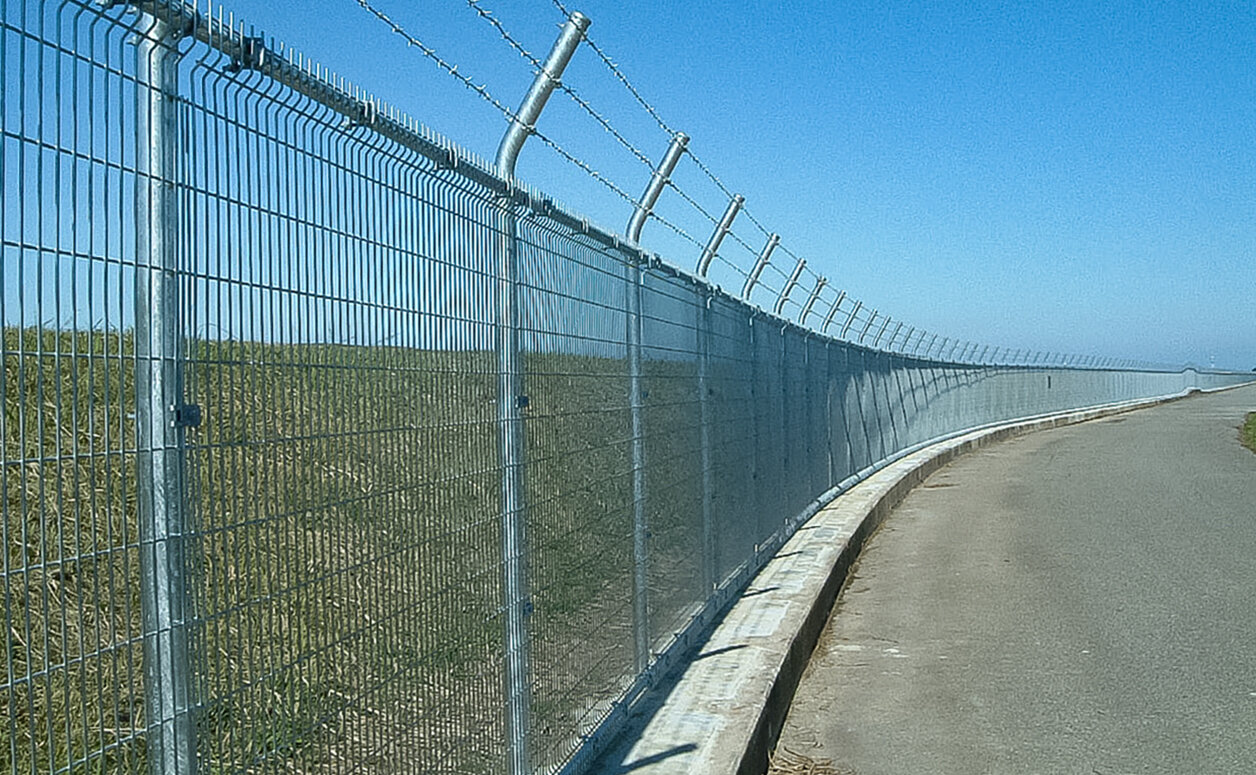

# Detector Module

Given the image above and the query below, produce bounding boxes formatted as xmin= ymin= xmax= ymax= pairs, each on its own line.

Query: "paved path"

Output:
xmin=774 ymin=385 xmax=1256 ymax=774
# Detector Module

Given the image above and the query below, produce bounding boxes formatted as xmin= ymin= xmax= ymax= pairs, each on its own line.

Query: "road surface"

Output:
xmin=775 ymin=384 xmax=1256 ymax=774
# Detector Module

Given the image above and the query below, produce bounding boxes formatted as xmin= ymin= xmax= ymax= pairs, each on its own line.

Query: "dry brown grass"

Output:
xmin=767 ymin=746 xmax=856 ymax=775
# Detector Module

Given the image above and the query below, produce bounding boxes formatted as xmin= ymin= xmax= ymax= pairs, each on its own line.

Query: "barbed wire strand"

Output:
xmin=549 ymin=0 xmax=677 ymax=138
xmin=464 ymin=0 xmax=658 ymax=171
xmin=365 ymin=0 xmax=1081 ymax=366
xmin=547 ymin=0 xmax=765 ymax=240
xmin=355 ymin=0 xmax=643 ymax=210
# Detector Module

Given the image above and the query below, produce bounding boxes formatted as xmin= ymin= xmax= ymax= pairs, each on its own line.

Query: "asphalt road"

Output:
xmin=775 ymin=384 xmax=1256 ymax=775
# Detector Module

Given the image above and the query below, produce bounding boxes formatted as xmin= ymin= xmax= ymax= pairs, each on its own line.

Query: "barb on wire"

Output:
xmin=724 ymin=229 xmax=763 ymax=257
xmin=666 ymin=178 xmax=722 ymax=227
xmin=549 ymin=0 xmax=678 ymax=139
xmin=356 ymin=0 xmax=517 ymax=125
xmin=648 ymin=209 xmax=705 ymax=250
xmin=356 ymin=0 xmax=640 ymax=209
xmin=465 ymin=0 xmax=658 ymax=171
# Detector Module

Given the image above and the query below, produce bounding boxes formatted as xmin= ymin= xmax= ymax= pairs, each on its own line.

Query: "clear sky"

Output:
xmin=214 ymin=0 xmax=1254 ymax=370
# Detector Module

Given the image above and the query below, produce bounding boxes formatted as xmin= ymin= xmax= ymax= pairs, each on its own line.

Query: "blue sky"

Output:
xmin=216 ymin=0 xmax=1254 ymax=369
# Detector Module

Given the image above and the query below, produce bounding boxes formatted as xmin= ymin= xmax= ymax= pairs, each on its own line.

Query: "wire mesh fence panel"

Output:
xmin=637 ymin=270 xmax=703 ymax=650
xmin=176 ymin=20 xmax=510 ymax=773
xmin=705 ymin=297 xmax=758 ymax=585
xmin=4 ymin=2 xmax=1254 ymax=775
xmin=515 ymin=212 xmax=635 ymax=772
xmin=2 ymin=3 xmax=151 ymax=772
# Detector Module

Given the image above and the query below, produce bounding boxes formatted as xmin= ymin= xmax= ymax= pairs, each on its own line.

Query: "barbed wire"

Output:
xmin=464 ymin=0 xmax=658 ymax=171
xmin=647 ymin=209 xmax=706 ymax=251
xmin=355 ymin=0 xmax=641 ymax=210
xmin=546 ymin=0 xmax=767 ymax=244
xmin=355 ymin=0 xmax=519 ymax=129
xmin=360 ymin=0 xmax=1105 ymax=367
xmin=549 ymin=0 xmax=677 ymax=138
xmin=665 ymin=179 xmax=721 ymax=228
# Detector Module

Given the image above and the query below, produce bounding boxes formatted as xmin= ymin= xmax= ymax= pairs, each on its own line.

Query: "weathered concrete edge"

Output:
xmin=600 ymin=389 xmax=1219 ymax=775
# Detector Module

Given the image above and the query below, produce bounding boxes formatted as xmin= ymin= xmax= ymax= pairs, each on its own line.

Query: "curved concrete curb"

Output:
xmin=590 ymin=388 xmax=1234 ymax=775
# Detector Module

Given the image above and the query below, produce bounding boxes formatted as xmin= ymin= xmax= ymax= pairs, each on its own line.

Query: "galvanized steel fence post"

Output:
xmin=743 ymin=233 xmax=780 ymax=299
xmin=697 ymin=292 xmax=717 ymax=592
xmin=773 ymin=257 xmax=806 ymax=316
xmin=494 ymin=11 xmax=589 ymax=772
xmin=697 ymin=195 xmax=744 ymax=277
xmin=134 ymin=15 xmax=197 ymax=775
xmin=626 ymin=131 xmax=688 ymax=673
xmin=820 ymin=290 xmax=846 ymax=334
xmin=626 ymin=247 xmax=650 ymax=674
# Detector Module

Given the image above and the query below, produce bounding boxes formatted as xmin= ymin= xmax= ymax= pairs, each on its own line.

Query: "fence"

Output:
xmin=2 ymin=2 xmax=1252 ymax=774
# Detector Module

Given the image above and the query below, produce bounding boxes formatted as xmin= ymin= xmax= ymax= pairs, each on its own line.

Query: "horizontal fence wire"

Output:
xmin=3 ymin=2 xmax=1254 ymax=775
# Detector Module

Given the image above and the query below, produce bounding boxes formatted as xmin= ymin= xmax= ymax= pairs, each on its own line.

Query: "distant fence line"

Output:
xmin=2 ymin=3 xmax=1251 ymax=775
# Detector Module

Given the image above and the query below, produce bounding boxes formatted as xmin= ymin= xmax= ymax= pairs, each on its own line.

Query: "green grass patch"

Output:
xmin=1242 ymin=413 xmax=1256 ymax=454
xmin=3 ymin=326 xmax=703 ymax=774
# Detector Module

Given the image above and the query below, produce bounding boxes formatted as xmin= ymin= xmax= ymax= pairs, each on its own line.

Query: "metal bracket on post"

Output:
xmin=495 ymin=12 xmax=590 ymax=180
xmin=626 ymin=133 xmax=688 ymax=243
xmin=493 ymin=12 xmax=589 ymax=774
xmin=135 ymin=15 xmax=196 ymax=775
xmin=857 ymin=310 xmax=878 ymax=343
xmin=932 ymin=337 xmax=949 ymax=360
xmin=839 ymin=300 xmax=863 ymax=339
xmin=798 ymin=276 xmax=827 ymax=326
xmin=819 ymin=290 xmax=846 ymax=334
xmin=913 ymin=331 xmax=930 ymax=355
xmin=886 ymin=322 xmax=904 ymax=351
xmin=900 ymin=327 xmax=918 ymax=355
xmin=773 ymin=257 xmax=806 ymax=316
xmin=978 ymin=344 xmax=991 ymax=363
xmin=872 ymin=315 xmax=892 ymax=348
xmin=742 ymin=233 xmax=779 ymax=299
xmin=923 ymin=334 xmax=938 ymax=357
xmin=946 ymin=340 xmax=962 ymax=360
xmin=697 ymin=194 xmax=744 ymax=277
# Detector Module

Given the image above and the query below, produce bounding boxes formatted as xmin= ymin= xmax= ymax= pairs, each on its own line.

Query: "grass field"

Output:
xmin=1242 ymin=413 xmax=1256 ymax=455
xmin=3 ymin=326 xmax=712 ymax=774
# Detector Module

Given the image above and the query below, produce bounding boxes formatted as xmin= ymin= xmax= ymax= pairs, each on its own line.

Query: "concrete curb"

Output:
xmin=592 ymin=390 xmax=1216 ymax=775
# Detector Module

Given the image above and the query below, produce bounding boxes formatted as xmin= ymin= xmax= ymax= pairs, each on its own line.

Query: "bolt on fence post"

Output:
xmin=798 ymin=276 xmax=827 ymax=326
xmin=820 ymin=290 xmax=846 ymax=334
xmin=624 ymin=130 xmax=688 ymax=674
xmin=743 ymin=233 xmax=779 ymax=299
xmin=773 ymin=257 xmax=806 ymax=316
xmin=839 ymin=300 xmax=862 ymax=339
xmin=697 ymin=194 xmax=744 ymax=277
xmin=494 ymin=11 xmax=589 ymax=772
xmin=135 ymin=16 xmax=196 ymax=775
